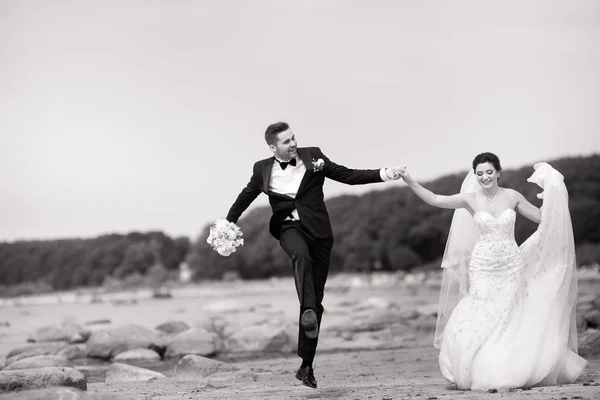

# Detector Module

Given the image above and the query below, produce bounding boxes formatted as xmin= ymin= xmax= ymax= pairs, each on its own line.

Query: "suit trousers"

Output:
xmin=279 ymin=220 xmax=333 ymax=363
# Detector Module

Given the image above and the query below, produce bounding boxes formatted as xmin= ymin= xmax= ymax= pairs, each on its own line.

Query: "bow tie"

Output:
xmin=277 ymin=158 xmax=297 ymax=170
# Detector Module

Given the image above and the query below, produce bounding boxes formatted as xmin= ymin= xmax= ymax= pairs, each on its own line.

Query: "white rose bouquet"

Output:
xmin=206 ymin=219 xmax=244 ymax=256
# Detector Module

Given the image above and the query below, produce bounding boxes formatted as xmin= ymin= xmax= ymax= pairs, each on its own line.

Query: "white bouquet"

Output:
xmin=206 ymin=219 xmax=244 ymax=256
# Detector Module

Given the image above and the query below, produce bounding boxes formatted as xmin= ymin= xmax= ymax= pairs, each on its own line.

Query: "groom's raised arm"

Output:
xmin=226 ymin=163 xmax=262 ymax=223
xmin=318 ymin=148 xmax=394 ymax=185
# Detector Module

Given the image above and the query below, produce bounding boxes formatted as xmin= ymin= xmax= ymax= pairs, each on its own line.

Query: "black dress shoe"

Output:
xmin=300 ymin=309 xmax=319 ymax=338
xmin=295 ymin=365 xmax=317 ymax=388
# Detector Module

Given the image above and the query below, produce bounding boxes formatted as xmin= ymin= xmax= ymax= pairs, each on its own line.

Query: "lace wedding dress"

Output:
xmin=435 ymin=164 xmax=587 ymax=390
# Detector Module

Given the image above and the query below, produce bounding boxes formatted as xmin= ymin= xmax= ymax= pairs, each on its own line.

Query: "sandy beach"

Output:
xmin=1 ymin=272 xmax=599 ymax=399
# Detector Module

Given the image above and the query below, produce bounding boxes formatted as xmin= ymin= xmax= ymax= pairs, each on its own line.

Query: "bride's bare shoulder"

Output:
xmin=502 ymin=187 xmax=519 ymax=195
xmin=502 ymin=187 xmax=524 ymax=200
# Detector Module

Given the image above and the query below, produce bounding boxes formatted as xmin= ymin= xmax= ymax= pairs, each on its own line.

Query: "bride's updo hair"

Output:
xmin=472 ymin=152 xmax=502 ymax=172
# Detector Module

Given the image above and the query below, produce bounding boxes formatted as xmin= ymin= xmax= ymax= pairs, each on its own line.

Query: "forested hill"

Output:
xmin=187 ymin=154 xmax=600 ymax=279
xmin=1 ymin=154 xmax=599 ymax=293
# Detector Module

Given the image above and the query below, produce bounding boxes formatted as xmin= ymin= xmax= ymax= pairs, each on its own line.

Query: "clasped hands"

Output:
xmin=385 ymin=167 xmax=411 ymax=183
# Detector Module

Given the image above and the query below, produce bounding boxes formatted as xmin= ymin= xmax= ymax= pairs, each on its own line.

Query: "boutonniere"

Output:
xmin=312 ymin=158 xmax=325 ymax=172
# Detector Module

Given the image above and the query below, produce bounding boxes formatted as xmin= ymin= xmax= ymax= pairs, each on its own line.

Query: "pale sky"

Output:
xmin=1 ymin=0 xmax=599 ymax=242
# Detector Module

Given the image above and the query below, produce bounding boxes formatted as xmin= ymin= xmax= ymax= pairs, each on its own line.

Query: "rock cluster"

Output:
xmin=1 ymin=287 xmax=598 ymax=396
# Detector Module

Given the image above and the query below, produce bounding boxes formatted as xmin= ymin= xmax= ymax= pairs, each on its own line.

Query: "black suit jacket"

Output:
xmin=226 ymin=147 xmax=384 ymax=240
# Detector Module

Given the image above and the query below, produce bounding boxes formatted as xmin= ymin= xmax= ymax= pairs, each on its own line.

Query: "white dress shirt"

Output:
xmin=269 ymin=156 xmax=391 ymax=221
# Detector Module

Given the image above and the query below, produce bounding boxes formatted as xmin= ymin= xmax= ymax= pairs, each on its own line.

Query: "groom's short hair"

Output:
xmin=265 ymin=121 xmax=290 ymax=145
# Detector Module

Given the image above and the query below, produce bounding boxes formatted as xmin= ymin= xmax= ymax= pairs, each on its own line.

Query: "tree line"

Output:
xmin=0 ymin=232 xmax=190 ymax=296
xmin=1 ymin=154 xmax=599 ymax=295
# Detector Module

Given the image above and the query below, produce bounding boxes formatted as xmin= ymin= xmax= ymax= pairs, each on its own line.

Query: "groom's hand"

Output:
xmin=385 ymin=167 xmax=403 ymax=180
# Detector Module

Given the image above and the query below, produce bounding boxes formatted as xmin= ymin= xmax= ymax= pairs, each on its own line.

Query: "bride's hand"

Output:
xmin=397 ymin=167 xmax=414 ymax=184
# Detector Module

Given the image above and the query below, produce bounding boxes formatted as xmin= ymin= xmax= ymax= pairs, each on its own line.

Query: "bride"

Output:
xmin=397 ymin=152 xmax=587 ymax=391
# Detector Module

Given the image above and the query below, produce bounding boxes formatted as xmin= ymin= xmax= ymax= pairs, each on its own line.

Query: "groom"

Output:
xmin=226 ymin=121 xmax=400 ymax=388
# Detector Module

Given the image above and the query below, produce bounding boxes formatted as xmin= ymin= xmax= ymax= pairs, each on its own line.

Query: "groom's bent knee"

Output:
xmin=291 ymin=250 xmax=312 ymax=264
